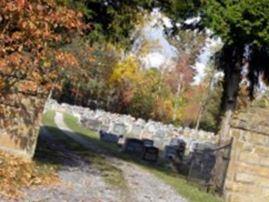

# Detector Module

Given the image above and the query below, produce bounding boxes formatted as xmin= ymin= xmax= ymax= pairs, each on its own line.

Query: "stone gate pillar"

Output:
xmin=224 ymin=106 xmax=269 ymax=202
xmin=0 ymin=93 xmax=46 ymax=159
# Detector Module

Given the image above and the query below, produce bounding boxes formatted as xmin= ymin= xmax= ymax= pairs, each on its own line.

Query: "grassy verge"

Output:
xmin=43 ymin=111 xmax=126 ymax=189
xmin=87 ymin=152 xmax=126 ymax=188
xmin=150 ymin=169 xmax=222 ymax=202
xmin=63 ymin=112 xmax=223 ymax=202
xmin=63 ymin=113 xmax=119 ymax=152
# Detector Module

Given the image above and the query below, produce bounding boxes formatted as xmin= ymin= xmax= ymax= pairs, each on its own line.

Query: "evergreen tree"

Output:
xmin=159 ymin=0 xmax=269 ymax=141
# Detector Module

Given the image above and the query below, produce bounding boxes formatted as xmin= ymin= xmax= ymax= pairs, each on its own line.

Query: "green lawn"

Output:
xmin=62 ymin=112 xmax=223 ymax=202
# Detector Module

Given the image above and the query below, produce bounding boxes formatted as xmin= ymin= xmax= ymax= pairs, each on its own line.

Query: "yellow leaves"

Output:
xmin=109 ymin=56 xmax=141 ymax=85
xmin=88 ymin=56 xmax=95 ymax=63
xmin=43 ymin=61 xmax=51 ymax=68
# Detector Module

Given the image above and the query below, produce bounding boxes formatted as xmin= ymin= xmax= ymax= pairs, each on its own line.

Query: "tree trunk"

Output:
xmin=210 ymin=45 xmax=244 ymax=193
xmin=219 ymin=53 xmax=242 ymax=143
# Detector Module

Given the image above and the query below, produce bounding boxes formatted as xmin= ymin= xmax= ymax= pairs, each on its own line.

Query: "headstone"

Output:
xmin=142 ymin=139 xmax=154 ymax=147
xmin=129 ymin=124 xmax=143 ymax=137
xmin=164 ymin=138 xmax=186 ymax=161
xmin=142 ymin=146 xmax=159 ymax=162
xmin=112 ymin=123 xmax=126 ymax=135
xmin=164 ymin=145 xmax=178 ymax=160
xmin=188 ymin=143 xmax=216 ymax=184
xmin=152 ymin=137 xmax=163 ymax=149
xmin=82 ymin=119 xmax=102 ymax=131
xmin=99 ymin=130 xmax=119 ymax=143
xmin=155 ymin=129 xmax=166 ymax=139
xmin=146 ymin=123 xmax=157 ymax=133
xmin=193 ymin=142 xmax=216 ymax=151
xmin=123 ymin=138 xmax=144 ymax=156
xmin=140 ymin=132 xmax=153 ymax=140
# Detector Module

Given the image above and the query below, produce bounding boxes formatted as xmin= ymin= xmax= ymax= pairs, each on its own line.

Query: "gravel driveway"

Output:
xmin=2 ymin=112 xmax=186 ymax=202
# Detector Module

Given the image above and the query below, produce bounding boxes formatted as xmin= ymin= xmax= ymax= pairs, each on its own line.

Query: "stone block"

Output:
xmin=230 ymin=129 xmax=242 ymax=140
xmin=239 ymin=152 xmax=260 ymax=165
xmin=0 ymin=95 xmax=46 ymax=159
xmin=235 ymin=172 xmax=256 ymax=184
xmin=254 ymin=145 xmax=269 ymax=158
xmin=242 ymin=132 xmax=269 ymax=146
xmin=236 ymin=163 xmax=269 ymax=178
xmin=259 ymin=156 xmax=269 ymax=167
xmin=226 ymin=193 xmax=255 ymax=202
xmin=226 ymin=181 xmax=263 ymax=194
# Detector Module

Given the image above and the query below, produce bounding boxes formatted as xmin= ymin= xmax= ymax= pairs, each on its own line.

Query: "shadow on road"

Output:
xmin=33 ymin=126 xmax=89 ymax=168
xmin=34 ymin=125 xmax=184 ymax=178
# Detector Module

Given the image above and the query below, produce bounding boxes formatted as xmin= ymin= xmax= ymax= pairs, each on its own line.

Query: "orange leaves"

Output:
xmin=0 ymin=80 xmax=4 ymax=90
xmin=56 ymin=52 xmax=79 ymax=68
xmin=0 ymin=151 xmax=59 ymax=199
xmin=0 ymin=0 xmax=87 ymax=96
xmin=16 ymin=0 xmax=26 ymax=10
xmin=18 ymin=81 xmax=38 ymax=93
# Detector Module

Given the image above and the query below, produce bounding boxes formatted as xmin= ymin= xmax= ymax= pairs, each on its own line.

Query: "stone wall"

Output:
xmin=46 ymin=99 xmax=218 ymax=151
xmin=0 ymin=93 xmax=46 ymax=159
xmin=224 ymin=107 xmax=269 ymax=202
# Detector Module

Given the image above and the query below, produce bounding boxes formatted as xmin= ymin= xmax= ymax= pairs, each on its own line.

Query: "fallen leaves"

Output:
xmin=0 ymin=151 xmax=59 ymax=199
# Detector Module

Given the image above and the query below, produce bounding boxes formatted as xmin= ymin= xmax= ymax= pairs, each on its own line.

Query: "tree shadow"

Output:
xmin=33 ymin=126 xmax=89 ymax=168
xmin=34 ymin=125 xmax=188 ymax=179
xmin=34 ymin=124 xmax=222 ymax=198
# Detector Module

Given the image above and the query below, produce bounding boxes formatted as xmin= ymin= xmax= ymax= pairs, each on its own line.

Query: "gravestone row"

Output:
xmin=46 ymin=99 xmax=219 ymax=153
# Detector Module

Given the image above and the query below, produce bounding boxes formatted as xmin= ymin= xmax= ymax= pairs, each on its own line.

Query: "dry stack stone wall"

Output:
xmin=0 ymin=94 xmax=46 ymax=159
xmin=224 ymin=107 xmax=269 ymax=202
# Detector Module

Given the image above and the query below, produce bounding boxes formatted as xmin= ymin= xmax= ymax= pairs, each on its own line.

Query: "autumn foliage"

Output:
xmin=0 ymin=151 xmax=58 ymax=199
xmin=0 ymin=0 xmax=86 ymax=197
xmin=0 ymin=0 xmax=85 ymax=97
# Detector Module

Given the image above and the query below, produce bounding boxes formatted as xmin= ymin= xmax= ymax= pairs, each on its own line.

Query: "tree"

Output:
xmin=152 ymin=1 xmax=269 ymax=191
xmin=159 ymin=0 xmax=269 ymax=141
xmin=0 ymin=0 xmax=85 ymax=153
xmin=202 ymin=0 xmax=269 ymax=141
xmin=0 ymin=0 xmax=85 ymax=98
xmin=57 ymin=0 xmax=158 ymax=47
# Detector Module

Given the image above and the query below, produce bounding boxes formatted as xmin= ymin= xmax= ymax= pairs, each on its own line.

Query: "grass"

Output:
xmin=43 ymin=110 xmax=58 ymax=128
xmin=62 ymin=112 xmax=223 ymax=202
xmin=88 ymin=153 xmax=126 ymax=188
xmin=150 ymin=169 xmax=223 ymax=202
xmin=63 ymin=113 xmax=119 ymax=152
xmin=42 ymin=110 xmax=126 ymax=189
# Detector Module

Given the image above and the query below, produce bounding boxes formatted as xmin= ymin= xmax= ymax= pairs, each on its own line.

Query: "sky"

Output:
xmin=131 ymin=10 xmax=177 ymax=68
xmin=131 ymin=10 xmax=222 ymax=84
xmin=192 ymin=33 xmax=222 ymax=84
